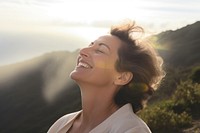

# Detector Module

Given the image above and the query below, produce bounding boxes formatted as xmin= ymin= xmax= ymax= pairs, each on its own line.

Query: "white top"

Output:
xmin=47 ymin=104 xmax=152 ymax=133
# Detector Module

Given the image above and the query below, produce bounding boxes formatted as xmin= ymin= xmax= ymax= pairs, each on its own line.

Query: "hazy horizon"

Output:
xmin=0 ymin=0 xmax=200 ymax=66
xmin=0 ymin=26 xmax=109 ymax=66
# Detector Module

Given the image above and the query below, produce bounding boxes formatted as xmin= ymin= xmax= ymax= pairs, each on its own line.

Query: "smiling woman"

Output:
xmin=47 ymin=20 xmax=165 ymax=133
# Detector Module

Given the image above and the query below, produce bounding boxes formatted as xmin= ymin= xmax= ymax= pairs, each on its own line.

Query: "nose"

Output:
xmin=79 ymin=47 xmax=90 ymax=58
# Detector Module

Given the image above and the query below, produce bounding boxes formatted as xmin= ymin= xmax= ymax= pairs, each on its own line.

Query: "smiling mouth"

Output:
xmin=77 ymin=61 xmax=92 ymax=69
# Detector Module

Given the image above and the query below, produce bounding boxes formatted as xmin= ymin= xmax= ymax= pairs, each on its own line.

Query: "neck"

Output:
xmin=78 ymin=84 xmax=119 ymax=130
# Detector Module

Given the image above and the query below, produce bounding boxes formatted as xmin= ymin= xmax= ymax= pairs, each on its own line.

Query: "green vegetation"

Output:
xmin=190 ymin=66 xmax=200 ymax=83
xmin=140 ymin=79 xmax=200 ymax=133
xmin=138 ymin=21 xmax=200 ymax=132
xmin=140 ymin=104 xmax=192 ymax=133
xmin=0 ymin=21 xmax=200 ymax=133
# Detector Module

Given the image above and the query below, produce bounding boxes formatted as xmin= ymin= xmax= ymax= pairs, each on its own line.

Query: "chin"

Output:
xmin=70 ymin=70 xmax=76 ymax=79
xmin=70 ymin=70 xmax=81 ymax=81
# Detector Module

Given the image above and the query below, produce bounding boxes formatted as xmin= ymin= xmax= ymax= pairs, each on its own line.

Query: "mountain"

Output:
xmin=151 ymin=21 xmax=200 ymax=66
xmin=0 ymin=21 xmax=200 ymax=133
xmin=0 ymin=50 xmax=82 ymax=133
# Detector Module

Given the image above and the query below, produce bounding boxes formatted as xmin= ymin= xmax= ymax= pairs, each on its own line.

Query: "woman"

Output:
xmin=48 ymin=21 xmax=165 ymax=133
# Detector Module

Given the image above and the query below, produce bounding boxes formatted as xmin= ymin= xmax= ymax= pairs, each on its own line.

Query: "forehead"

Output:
xmin=95 ymin=34 xmax=122 ymax=49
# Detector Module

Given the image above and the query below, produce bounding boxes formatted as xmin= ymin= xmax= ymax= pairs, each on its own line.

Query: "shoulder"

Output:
xmin=47 ymin=111 xmax=81 ymax=133
xmin=113 ymin=104 xmax=152 ymax=133
xmin=90 ymin=104 xmax=151 ymax=133
xmin=108 ymin=104 xmax=152 ymax=133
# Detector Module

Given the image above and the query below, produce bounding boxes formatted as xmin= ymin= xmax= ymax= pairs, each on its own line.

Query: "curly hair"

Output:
xmin=111 ymin=21 xmax=165 ymax=113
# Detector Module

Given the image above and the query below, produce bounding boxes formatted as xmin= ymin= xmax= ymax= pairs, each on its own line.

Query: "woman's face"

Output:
xmin=70 ymin=34 xmax=122 ymax=87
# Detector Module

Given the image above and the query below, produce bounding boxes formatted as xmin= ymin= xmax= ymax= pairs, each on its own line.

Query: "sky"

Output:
xmin=0 ymin=0 xmax=200 ymax=65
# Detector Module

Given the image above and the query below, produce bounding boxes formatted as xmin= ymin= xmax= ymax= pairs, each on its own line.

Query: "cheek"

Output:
xmin=94 ymin=60 xmax=117 ymax=80
xmin=90 ymin=68 xmax=114 ymax=86
xmin=95 ymin=59 xmax=116 ymax=70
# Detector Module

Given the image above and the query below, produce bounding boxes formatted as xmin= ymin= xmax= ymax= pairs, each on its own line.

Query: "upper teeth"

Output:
xmin=78 ymin=62 xmax=90 ymax=68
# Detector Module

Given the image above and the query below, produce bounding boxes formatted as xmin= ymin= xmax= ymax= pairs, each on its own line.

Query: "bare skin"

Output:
xmin=67 ymin=87 xmax=119 ymax=133
xmin=68 ymin=35 xmax=133 ymax=133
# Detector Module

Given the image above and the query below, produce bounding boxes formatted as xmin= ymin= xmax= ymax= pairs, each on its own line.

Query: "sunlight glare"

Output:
xmin=42 ymin=1 xmax=156 ymax=23
xmin=66 ymin=27 xmax=108 ymax=43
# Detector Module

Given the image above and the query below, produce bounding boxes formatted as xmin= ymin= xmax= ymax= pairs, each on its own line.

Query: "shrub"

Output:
xmin=172 ymin=80 xmax=200 ymax=118
xmin=190 ymin=66 xmax=200 ymax=83
xmin=140 ymin=104 xmax=192 ymax=133
xmin=139 ymin=80 xmax=199 ymax=132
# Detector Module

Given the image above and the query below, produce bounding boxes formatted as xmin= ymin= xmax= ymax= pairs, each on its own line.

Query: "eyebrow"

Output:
xmin=99 ymin=43 xmax=110 ymax=51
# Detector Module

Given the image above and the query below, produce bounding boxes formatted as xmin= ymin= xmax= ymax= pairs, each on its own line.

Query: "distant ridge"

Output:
xmin=0 ymin=21 xmax=200 ymax=133
xmin=0 ymin=50 xmax=81 ymax=133
xmin=152 ymin=21 xmax=200 ymax=66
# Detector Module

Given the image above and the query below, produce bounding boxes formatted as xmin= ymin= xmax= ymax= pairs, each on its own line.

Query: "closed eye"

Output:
xmin=95 ymin=49 xmax=104 ymax=53
xmin=88 ymin=42 xmax=109 ymax=54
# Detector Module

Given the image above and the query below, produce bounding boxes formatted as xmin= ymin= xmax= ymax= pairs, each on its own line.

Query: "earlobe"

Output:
xmin=114 ymin=72 xmax=133 ymax=85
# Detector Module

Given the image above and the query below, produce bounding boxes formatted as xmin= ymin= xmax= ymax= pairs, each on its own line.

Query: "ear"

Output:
xmin=114 ymin=72 xmax=133 ymax=86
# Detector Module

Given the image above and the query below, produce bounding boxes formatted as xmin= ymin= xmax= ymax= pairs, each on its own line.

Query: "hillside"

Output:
xmin=152 ymin=21 xmax=200 ymax=66
xmin=0 ymin=21 xmax=200 ymax=133
xmin=0 ymin=51 xmax=82 ymax=133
